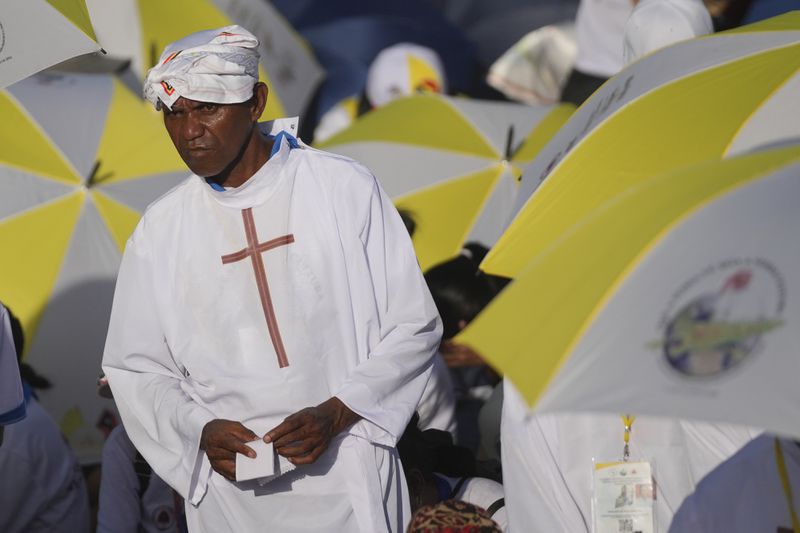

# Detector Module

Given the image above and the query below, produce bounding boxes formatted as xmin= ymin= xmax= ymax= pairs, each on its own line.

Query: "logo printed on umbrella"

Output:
xmin=649 ymin=258 xmax=786 ymax=378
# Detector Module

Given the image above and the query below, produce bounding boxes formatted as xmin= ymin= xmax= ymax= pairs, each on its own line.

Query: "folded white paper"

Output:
xmin=235 ymin=439 xmax=298 ymax=485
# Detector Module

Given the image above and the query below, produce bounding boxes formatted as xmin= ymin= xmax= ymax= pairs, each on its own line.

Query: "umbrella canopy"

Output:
xmin=482 ymin=12 xmax=800 ymax=278
xmin=318 ymin=94 xmax=574 ymax=271
xmin=0 ymin=72 xmax=187 ymax=461
xmin=84 ymin=0 xmax=324 ymax=118
xmin=459 ymin=145 xmax=800 ymax=438
xmin=0 ymin=0 xmax=101 ymax=89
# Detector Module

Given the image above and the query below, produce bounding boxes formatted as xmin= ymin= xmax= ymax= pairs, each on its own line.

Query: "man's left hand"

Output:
xmin=264 ymin=397 xmax=361 ymax=466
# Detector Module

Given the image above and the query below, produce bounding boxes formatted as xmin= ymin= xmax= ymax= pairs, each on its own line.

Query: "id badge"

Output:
xmin=592 ymin=460 xmax=655 ymax=533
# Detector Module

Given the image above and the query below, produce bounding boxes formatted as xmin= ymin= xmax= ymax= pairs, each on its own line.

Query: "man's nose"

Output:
xmin=182 ymin=116 xmax=204 ymax=141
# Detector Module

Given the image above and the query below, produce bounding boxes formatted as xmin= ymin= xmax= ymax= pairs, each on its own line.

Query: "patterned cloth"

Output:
xmin=143 ymin=25 xmax=260 ymax=110
xmin=407 ymin=499 xmax=502 ymax=533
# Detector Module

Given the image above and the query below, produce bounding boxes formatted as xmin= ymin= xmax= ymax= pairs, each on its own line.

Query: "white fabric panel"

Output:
xmin=726 ymin=70 xmax=800 ymax=157
xmin=0 ymin=0 xmax=99 ymax=90
xmin=27 ymin=197 xmax=122 ymax=463
xmin=539 ymin=162 xmax=800 ymax=439
xmin=0 ymin=167 xmax=73 ymax=221
xmin=97 ymin=172 xmax=190 ymax=212
xmin=444 ymin=97 xmax=554 ymax=157
xmin=324 ymin=141 xmax=492 ymax=197
xmin=513 ymin=30 xmax=800 ymax=220
xmin=85 ymin=0 xmax=145 ymax=77
xmin=464 ymin=165 xmax=518 ymax=248
xmin=7 ymin=72 xmax=113 ymax=181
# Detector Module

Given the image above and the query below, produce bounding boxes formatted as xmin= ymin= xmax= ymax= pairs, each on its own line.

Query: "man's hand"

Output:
xmin=200 ymin=419 xmax=258 ymax=481
xmin=441 ymin=340 xmax=487 ymax=368
xmin=264 ymin=397 xmax=361 ymax=466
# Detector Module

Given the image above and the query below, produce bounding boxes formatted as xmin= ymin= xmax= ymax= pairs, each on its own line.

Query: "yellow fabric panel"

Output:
xmin=458 ymin=147 xmax=800 ymax=406
xmin=723 ymin=11 xmax=800 ymax=34
xmin=0 ymin=192 xmax=84 ymax=357
xmin=513 ymin=103 xmax=575 ymax=164
xmin=45 ymin=0 xmax=97 ymax=41
xmin=408 ymin=55 xmax=443 ymax=93
xmin=482 ymin=43 xmax=800 ymax=278
xmin=91 ymin=191 xmax=142 ymax=253
xmin=259 ymin=65 xmax=286 ymax=120
xmin=319 ymin=96 xmax=498 ymax=159
xmin=396 ymin=165 xmax=502 ymax=272
xmin=0 ymin=92 xmax=81 ymax=184
xmin=96 ymin=79 xmax=186 ymax=184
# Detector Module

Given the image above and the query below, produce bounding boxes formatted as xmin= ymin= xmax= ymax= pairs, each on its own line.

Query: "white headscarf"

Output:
xmin=143 ymin=25 xmax=260 ymax=110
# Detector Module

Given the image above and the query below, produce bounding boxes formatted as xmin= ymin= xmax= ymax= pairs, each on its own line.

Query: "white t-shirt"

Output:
xmin=574 ymin=0 xmax=635 ymax=77
xmin=669 ymin=434 xmax=800 ymax=532
xmin=417 ymin=354 xmax=457 ymax=439
xmin=0 ymin=304 xmax=24 ymax=424
xmin=623 ymin=0 xmax=713 ymax=65
xmin=0 ymin=395 xmax=90 ymax=533
xmin=98 ymin=425 xmax=184 ymax=533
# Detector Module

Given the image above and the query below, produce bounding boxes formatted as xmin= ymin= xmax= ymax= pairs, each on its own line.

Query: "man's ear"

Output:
xmin=251 ymin=82 xmax=268 ymax=121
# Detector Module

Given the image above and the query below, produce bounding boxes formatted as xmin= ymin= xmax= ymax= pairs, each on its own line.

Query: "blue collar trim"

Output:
xmin=206 ymin=131 xmax=299 ymax=192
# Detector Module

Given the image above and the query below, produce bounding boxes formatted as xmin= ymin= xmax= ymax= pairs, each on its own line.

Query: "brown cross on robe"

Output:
xmin=221 ymin=207 xmax=294 ymax=368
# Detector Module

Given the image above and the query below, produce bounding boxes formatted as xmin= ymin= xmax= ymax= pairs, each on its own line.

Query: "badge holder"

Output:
xmin=591 ymin=415 xmax=657 ymax=533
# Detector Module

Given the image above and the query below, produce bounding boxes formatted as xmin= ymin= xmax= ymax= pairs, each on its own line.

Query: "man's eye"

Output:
xmin=202 ymin=104 xmax=218 ymax=112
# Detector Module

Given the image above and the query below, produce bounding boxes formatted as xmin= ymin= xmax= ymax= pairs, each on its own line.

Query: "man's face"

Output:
xmin=162 ymin=96 xmax=256 ymax=178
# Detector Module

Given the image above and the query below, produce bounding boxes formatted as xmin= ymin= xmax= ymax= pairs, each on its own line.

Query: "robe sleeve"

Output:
xmin=334 ymin=176 xmax=442 ymax=446
xmin=102 ymin=230 xmax=216 ymax=505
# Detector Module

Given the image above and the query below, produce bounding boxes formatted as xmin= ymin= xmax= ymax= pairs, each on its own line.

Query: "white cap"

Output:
xmin=623 ymin=0 xmax=713 ymax=65
xmin=143 ymin=25 xmax=260 ymax=110
xmin=365 ymin=43 xmax=446 ymax=108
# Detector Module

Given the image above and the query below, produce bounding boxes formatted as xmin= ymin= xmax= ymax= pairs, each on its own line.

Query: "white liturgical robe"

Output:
xmin=500 ymin=380 xmax=760 ymax=533
xmin=102 ymin=120 xmax=442 ymax=532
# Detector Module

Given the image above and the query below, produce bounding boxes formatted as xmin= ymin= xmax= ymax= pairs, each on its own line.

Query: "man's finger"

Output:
xmin=219 ymin=437 xmax=257 ymax=459
xmin=288 ymin=444 xmax=326 ymax=466
xmin=211 ymin=458 xmax=236 ymax=481
xmin=264 ymin=416 xmax=305 ymax=444
xmin=271 ymin=425 xmax=312 ymax=449
xmin=229 ymin=423 xmax=259 ymax=443
xmin=275 ymin=436 xmax=319 ymax=458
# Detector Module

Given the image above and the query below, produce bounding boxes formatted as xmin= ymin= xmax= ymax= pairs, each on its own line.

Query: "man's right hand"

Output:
xmin=200 ymin=419 xmax=258 ymax=482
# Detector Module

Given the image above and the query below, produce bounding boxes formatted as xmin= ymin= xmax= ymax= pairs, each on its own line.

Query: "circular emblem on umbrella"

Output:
xmin=657 ymin=258 xmax=785 ymax=377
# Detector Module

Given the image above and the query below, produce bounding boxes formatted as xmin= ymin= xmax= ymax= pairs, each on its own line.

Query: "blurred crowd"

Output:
xmin=1 ymin=0 xmax=798 ymax=531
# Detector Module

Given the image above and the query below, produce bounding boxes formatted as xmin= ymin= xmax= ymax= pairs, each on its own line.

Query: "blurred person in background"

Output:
xmin=669 ymin=433 xmax=800 ymax=532
xmin=499 ymin=379 xmax=760 ymax=532
xmin=398 ymin=415 xmax=508 ymax=530
xmin=96 ymin=375 xmax=187 ymax=533
xmin=623 ymin=0 xmax=713 ymax=64
xmin=0 ymin=306 xmax=90 ymax=533
xmin=314 ymin=43 xmax=447 ymax=142
xmin=0 ymin=302 xmax=25 ymax=445
xmin=560 ymin=0 xmax=635 ymax=106
xmin=424 ymin=245 xmax=507 ymax=454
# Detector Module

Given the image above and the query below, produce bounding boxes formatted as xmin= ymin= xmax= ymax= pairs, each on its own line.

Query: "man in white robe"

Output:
xmin=669 ymin=434 xmax=800 ymax=532
xmin=0 ymin=303 xmax=26 ymax=443
xmin=500 ymin=380 xmax=760 ymax=532
xmin=102 ymin=26 xmax=441 ymax=533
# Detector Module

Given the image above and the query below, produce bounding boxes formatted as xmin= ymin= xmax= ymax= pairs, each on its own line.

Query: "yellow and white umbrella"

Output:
xmin=318 ymin=94 xmax=574 ymax=270
xmin=483 ymin=12 xmax=800 ymax=278
xmin=0 ymin=0 xmax=101 ymax=89
xmin=84 ymin=0 xmax=324 ymax=119
xmin=0 ymin=72 xmax=186 ymax=461
xmin=460 ymin=145 xmax=800 ymax=438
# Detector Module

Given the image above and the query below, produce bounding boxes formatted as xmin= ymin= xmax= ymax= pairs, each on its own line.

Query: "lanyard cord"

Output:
xmin=622 ymin=415 xmax=635 ymax=462
xmin=775 ymin=438 xmax=800 ymax=533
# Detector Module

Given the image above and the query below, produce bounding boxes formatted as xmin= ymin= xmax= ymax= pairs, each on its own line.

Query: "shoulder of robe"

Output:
xmin=295 ymin=146 xmax=378 ymax=197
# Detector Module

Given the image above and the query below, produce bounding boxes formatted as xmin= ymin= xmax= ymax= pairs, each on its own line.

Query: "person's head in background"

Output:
xmin=623 ymin=0 xmax=714 ymax=65
xmin=365 ymin=43 xmax=447 ymax=109
xmin=424 ymin=244 xmax=508 ymax=341
xmin=6 ymin=308 xmax=51 ymax=392
xmin=397 ymin=414 xmax=476 ymax=513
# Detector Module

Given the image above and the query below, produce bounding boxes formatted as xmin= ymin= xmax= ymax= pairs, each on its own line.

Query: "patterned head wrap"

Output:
xmin=143 ymin=25 xmax=260 ymax=110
